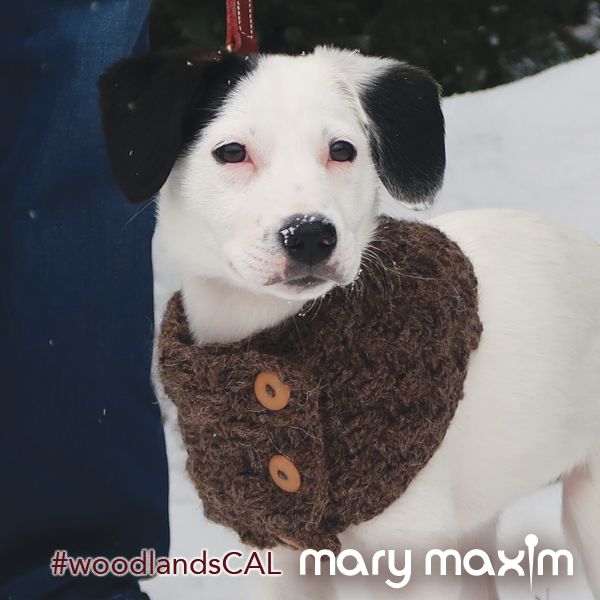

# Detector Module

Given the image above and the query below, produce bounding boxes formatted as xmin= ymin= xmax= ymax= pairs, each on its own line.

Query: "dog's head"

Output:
xmin=99 ymin=47 xmax=445 ymax=301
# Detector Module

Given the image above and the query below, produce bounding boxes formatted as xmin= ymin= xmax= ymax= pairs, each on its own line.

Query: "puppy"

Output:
xmin=99 ymin=47 xmax=600 ymax=599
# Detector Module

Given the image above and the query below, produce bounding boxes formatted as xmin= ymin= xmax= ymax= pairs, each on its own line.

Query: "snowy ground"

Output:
xmin=143 ymin=52 xmax=600 ymax=600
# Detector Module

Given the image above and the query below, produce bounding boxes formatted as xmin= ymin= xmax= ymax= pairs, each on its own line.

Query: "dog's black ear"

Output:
xmin=98 ymin=50 xmax=253 ymax=202
xmin=360 ymin=63 xmax=445 ymax=208
xmin=98 ymin=52 xmax=203 ymax=203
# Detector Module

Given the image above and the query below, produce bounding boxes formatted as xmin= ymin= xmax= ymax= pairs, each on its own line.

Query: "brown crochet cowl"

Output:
xmin=158 ymin=218 xmax=482 ymax=552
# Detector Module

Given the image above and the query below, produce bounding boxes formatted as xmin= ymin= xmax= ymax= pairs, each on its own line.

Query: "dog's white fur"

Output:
xmin=152 ymin=48 xmax=600 ymax=598
xmin=156 ymin=49 xmax=394 ymax=342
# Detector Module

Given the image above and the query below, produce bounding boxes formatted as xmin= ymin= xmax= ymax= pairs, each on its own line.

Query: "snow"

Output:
xmin=144 ymin=52 xmax=600 ymax=600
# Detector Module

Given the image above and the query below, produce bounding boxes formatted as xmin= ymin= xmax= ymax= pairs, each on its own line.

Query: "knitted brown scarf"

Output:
xmin=158 ymin=218 xmax=482 ymax=552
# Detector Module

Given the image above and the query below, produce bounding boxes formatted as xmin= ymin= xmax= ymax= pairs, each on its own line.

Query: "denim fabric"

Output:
xmin=0 ymin=2 xmax=169 ymax=599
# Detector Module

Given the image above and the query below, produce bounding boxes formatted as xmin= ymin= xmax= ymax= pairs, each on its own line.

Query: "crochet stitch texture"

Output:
xmin=158 ymin=218 xmax=482 ymax=551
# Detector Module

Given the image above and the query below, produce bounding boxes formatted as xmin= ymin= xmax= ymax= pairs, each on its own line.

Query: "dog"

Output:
xmin=99 ymin=46 xmax=600 ymax=599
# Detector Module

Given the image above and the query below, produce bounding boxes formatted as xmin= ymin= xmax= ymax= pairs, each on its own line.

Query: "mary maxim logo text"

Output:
xmin=300 ymin=535 xmax=574 ymax=590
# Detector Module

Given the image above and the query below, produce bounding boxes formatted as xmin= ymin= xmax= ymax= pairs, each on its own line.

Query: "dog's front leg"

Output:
xmin=249 ymin=546 xmax=337 ymax=600
xmin=457 ymin=520 xmax=501 ymax=600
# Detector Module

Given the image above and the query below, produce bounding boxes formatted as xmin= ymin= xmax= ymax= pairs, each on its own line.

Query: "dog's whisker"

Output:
xmin=121 ymin=198 xmax=156 ymax=229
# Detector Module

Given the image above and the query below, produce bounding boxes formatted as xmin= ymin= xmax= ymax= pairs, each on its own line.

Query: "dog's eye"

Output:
xmin=213 ymin=142 xmax=247 ymax=164
xmin=329 ymin=140 xmax=356 ymax=162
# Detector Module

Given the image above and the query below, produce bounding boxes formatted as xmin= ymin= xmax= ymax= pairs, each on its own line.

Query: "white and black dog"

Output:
xmin=99 ymin=47 xmax=600 ymax=599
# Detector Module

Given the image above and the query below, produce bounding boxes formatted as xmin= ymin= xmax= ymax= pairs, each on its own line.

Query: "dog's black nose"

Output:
xmin=279 ymin=214 xmax=337 ymax=266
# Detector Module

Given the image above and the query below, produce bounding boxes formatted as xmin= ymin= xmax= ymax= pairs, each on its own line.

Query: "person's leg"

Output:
xmin=0 ymin=2 xmax=168 ymax=598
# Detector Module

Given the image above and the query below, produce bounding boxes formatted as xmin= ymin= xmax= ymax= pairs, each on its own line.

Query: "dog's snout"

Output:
xmin=279 ymin=214 xmax=337 ymax=266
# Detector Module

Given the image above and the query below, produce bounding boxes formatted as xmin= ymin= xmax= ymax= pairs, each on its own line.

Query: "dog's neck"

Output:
xmin=182 ymin=277 xmax=305 ymax=345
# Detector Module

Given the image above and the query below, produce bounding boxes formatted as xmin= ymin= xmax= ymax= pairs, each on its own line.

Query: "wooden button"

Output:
xmin=268 ymin=455 xmax=301 ymax=493
xmin=254 ymin=371 xmax=290 ymax=411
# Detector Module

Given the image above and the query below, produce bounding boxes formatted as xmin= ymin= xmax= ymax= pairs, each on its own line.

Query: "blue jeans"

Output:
xmin=0 ymin=2 xmax=169 ymax=599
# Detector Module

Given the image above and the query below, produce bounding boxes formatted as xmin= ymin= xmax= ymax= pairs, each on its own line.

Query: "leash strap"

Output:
xmin=225 ymin=0 xmax=259 ymax=54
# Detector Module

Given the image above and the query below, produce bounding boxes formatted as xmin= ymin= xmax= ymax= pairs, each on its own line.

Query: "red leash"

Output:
xmin=225 ymin=0 xmax=259 ymax=54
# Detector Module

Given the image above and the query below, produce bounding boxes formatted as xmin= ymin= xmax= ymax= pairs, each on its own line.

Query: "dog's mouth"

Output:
xmin=284 ymin=275 xmax=328 ymax=288
xmin=265 ymin=264 xmax=346 ymax=291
